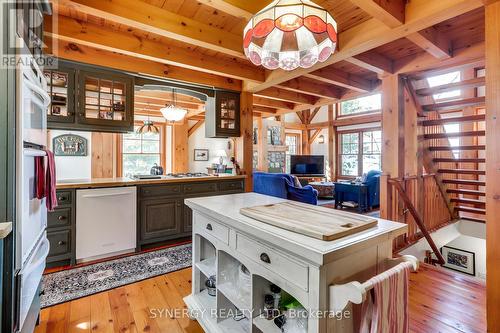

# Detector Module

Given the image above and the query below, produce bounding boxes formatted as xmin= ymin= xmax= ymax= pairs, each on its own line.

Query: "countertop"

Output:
xmin=0 ymin=222 xmax=12 ymax=239
xmin=56 ymin=174 xmax=247 ymax=189
xmin=185 ymin=192 xmax=408 ymax=265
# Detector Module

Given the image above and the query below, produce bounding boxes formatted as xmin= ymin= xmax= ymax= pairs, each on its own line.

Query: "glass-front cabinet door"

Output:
xmin=216 ymin=91 xmax=240 ymax=137
xmin=44 ymin=67 xmax=75 ymax=124
xmin=78 ymin=70 xmax=134 ymax=130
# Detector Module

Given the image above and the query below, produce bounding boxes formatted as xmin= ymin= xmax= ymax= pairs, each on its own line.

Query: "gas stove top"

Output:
xmin=165 ymin=172 xmax=210 ymax=178
xmin=133 ymin=173 xmax=211 ymax=180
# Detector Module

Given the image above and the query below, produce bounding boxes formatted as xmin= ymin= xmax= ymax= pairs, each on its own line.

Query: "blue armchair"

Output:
xmin=364 ymin=170 xmax=381 ymax=208
xmin=253 ymin=172 xmax=318 ymax=205
xmin=334 ymin=170 xmax=381 ymax=212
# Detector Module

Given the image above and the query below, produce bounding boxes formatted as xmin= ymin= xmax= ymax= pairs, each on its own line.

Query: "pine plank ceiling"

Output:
xmin=47 ymin=0 xmax=486 ymax=117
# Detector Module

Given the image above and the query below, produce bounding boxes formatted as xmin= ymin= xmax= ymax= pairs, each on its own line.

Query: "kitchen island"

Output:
xmin=47 ymin=175 xmax=246 ymax=267
xmin=184 ymin=192 xmax=407 ymax=333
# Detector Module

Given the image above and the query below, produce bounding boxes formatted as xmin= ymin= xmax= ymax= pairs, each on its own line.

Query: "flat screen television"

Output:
xmin=290 ymin=155 xmax=325 ymax=176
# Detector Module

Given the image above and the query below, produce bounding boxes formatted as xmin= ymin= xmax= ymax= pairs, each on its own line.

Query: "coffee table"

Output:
xmin=308 ymin=181 xmax=335 ymax=199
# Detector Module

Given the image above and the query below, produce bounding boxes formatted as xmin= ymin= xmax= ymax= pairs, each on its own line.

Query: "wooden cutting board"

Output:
xmin=239 ymin=201 xmax=378 ymax=241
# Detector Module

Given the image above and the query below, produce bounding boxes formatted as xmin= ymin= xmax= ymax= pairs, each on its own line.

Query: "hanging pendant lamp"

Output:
xmin=160 ymin=88 xmax=188 ymax=122
xmin=137 ymin=103 xmax=160 ymax=134
xmin=243 ymin=0 xmax=337 ymax=71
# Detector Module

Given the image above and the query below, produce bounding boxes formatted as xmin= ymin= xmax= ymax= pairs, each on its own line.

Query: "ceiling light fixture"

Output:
xmin=243 ymin=0 xmax=337 ymax=71
xmin=160 ymin=88 xmax=188 ymax=122
xmin=137 ymin=103 xmax=160 ymax=134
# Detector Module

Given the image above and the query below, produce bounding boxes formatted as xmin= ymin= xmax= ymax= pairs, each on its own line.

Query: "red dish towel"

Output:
xmin=360 ymin=261 xmax=412 ymax=333
xmin=34 ymin=155 xmax=45 ymax=200
xmin=44 ymin=149 xmax=58 ymax=211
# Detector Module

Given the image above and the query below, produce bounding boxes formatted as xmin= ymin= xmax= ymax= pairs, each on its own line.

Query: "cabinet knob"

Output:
xmin=260 ymin=253 xmax=271 ymax=264
xmin=57 ymin=197 xmax=65 ymax=201
xmin=58 ymin=215 xmax=66 ymax=221
xmin=58 ymin=241 xmax=65 ymax=246
xmin=206 ymin=223 xmax=213 ymax=231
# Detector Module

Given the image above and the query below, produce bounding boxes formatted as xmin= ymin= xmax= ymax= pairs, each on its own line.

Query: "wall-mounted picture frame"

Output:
xmin=440 ymin=246 xmax=476 ymax=276
xmin=194 ymin=149 xmax=209 ymax=161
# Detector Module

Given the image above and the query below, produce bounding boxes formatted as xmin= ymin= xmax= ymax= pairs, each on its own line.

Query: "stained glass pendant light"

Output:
xmin=160 ymin=88 xmax=188 ymax=122
xmin=244 ymin=0 xmax=338 ymax=71
xmin=137 ymin=103 xmax=160 ymax=134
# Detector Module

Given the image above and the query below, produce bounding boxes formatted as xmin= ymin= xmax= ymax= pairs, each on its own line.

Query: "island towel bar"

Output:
xmin=329 ymin=255 xmax=419 ymax=312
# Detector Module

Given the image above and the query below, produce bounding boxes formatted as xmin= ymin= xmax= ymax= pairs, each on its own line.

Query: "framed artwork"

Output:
xmin=53 ymin=134 xmax=88 ymax=156
xmin=194 ymin=149 xmax=209 ymax=161
xmin=440 ymin=246 xmax=476 ymax=276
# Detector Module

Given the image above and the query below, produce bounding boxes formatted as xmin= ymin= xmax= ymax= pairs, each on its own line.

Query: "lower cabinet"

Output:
xmin=137 ymin=179 xmax=245 ymax=250
xmin=140 ymin=198 xmax=183 ymax=242
xmin=46 ymin=189 xmax=76 ymax=268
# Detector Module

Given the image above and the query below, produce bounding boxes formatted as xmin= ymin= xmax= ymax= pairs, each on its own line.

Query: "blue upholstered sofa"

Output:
xmin=253 ymin=172 xmax=318 ymax=205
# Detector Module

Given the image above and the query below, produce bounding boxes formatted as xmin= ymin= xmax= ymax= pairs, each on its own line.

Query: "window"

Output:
xmin=427 ymin=71 xmax=461 ymax=101
xmin=122 ymin=125 xmax=163 ymax=176
xmin=285 ymin=133 xmax=300 ymax=173
xmin=340 ymin=93 xmax=381 ymax=116
xmin=339 ymin=129 xmax=381 ymax=177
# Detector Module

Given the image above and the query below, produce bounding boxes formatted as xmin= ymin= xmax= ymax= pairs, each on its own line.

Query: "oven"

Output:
xmin=15 ymin=37 xmax=51 ymax=332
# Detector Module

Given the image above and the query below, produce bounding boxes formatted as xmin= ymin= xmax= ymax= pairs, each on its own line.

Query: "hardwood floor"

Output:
xmin=35 ymin=264 xmax=486 ymax=333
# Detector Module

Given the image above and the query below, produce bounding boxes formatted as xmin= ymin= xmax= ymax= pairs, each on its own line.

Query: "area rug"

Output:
xmin=41 ymin=243 xmax=192 ymax=308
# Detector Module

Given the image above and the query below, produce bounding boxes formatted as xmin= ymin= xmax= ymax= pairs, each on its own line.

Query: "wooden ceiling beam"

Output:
xmin=56 ymin=0 xmax=245 ymax=58
xmin=45 ymin=15 xmax=264 ymax=83
xmin=196 ymin=0 xmax=253 ymax=20
xmin=349 ymin=0 xmax=405 ymax=28
xmin=246 ymin=0 xmax=483 ymax=92
xmin=346 ymin=52 xmax=394 ymax=75
xmin=135 ymin=93 xmax=204 ymax=105
xmin=253 ymin=96 xmax=295 ymax=110
xmin=277 ymin=77 xmax=342 ymax=100
xmin=134 ymin=100 xmax=201 ymax=112
xmin=188 ymin=120 xmax=205 ymax=137
xmin=394 ymin=41 xmax=485 ymax=75
xmin=305 ymin=67 xmax=374 ymax=92
xmin=253 ymin=105 xmax=278 ymax=114
xmin=350 ymin=0 xmax=452 ymax=60
xmin=255 ymin=87 xmax=318 ymax=105
xmin=406 ymin=28 xmax=452 ymax=60
xmin=45 ymin=37 xmax=241 ymax=91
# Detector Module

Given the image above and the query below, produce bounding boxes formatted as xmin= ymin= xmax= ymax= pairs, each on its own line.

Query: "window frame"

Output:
xmin=337 ymin=127 xmax=382 ymax=178
xmin=117 ymin=121 xmax=166 ymax=177
xmin=337 ymin=93 xmax=382 ymax=118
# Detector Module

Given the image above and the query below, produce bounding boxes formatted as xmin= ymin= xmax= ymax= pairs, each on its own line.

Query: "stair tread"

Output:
xmin=447 ymin=189 xmax=486 ymax=196
xmin=416 ymin=77 xmax=485 ymax=96
xmin=430 ymin=145 xmax=485 ymax=151
xmin=442 ymin=179 xmax=486 ymax=186
xmin=434 ymin=158 xmax=486 ymax=163
xmin=460 ymin=215 xmax=486 ymax=224
xmin=455 ymin=206 xmax=486 ymax=214
xmin=422 ymin=97 xmax=485 ymax=112
xmin=423 ymin=131 xmax=485 ymax=139
xmin=421 ymin=114 xmax=485 ymax=126
xmin=438 ymin=169 xmax=486 ymax=175
xmin=451 ymin=198 xmax=486 ymax=205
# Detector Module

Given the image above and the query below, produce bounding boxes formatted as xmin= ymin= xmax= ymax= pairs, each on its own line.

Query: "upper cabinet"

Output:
xmin=44 ymin=60 xmax=134 ymax=133
xmin=206 ymin=91 xmax=240 ymax=138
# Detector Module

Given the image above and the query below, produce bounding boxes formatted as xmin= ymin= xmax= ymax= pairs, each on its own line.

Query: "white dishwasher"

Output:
xmin=76 ymin=186 xmax=137 ymax=262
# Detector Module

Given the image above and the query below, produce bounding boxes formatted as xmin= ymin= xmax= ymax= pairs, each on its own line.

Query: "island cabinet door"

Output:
xmin=139 ymin=198 xmax=183 ymax=241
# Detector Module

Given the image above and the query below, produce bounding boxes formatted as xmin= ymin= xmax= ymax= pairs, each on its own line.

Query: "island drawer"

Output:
xmin=183 ymin=182 xmax=217 ymax=195
xmin=47 ymin=207 xmax=72 ymax=229
xmin=140 ymin=184 xmax=182 ymax=198
xmin=196 ymin=214 xmax=229 ymax=245
xmin=235 ymin=233 xmax=309 ymax=291
xmin=218 ymin=180 xmax=244 ymax=192
xmin=56 ymin=190 xmax=72 ymax=206
xmin=47 ymin=230 xmax=72 ymax=257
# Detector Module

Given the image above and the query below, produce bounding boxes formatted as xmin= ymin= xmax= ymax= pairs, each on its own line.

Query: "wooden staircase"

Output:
xmin=411 ymin=73 xmax=486 ymax=222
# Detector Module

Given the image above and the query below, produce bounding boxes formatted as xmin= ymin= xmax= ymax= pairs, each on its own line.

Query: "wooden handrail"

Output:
xmin=388 ymin=178 xmax=446 ymax=265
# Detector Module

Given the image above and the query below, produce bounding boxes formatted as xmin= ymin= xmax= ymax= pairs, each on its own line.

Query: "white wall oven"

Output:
xmin=15 ymin=37 xmax=51 ymax=332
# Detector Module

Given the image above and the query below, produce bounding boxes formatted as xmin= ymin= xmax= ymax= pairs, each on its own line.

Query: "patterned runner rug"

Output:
xmin=41 ymin=243 xmax=192 ymax=308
